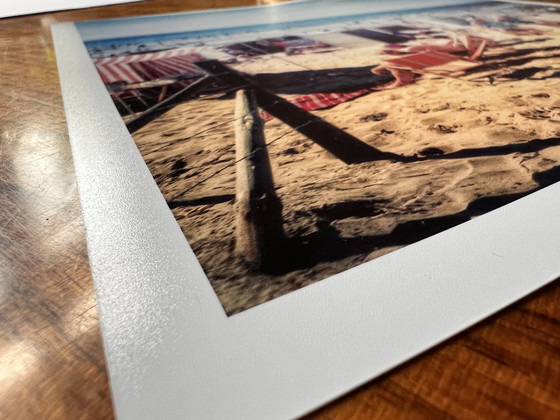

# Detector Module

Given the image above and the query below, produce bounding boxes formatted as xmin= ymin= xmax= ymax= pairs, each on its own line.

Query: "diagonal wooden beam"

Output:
xmin=196 ymin=60 xmax=403 ymax=164
xmin=126 ymin=75 xmax=214 ymax=133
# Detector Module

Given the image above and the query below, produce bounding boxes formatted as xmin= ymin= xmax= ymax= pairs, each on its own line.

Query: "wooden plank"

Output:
xmin=196 ymin=60 xmax=403 ymax=164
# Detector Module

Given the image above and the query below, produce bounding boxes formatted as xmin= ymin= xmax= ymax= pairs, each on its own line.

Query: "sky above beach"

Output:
xmin=76 ymin=0 xmax=486 ymax=42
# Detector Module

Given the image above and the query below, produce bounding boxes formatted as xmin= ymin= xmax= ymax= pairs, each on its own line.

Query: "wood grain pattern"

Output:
xmin=0 ymin=1 xmax=559 ymax=419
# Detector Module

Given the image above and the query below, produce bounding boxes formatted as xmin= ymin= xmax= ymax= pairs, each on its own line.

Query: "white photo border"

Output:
xmin=53 ymin=1 xmax=560 ymax=419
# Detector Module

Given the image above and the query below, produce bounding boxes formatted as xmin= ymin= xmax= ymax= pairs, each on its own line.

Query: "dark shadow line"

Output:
xmin=484 ymin=44 xmax=560 ymax=61
xmin=428 ymin=137 xmax=560 ymax=161
xmin=167 ymin=194 xmax=234 ymax=209
xmin=465 ymin=52 xmax=560 ymax=78
xmin=388 ymin=137 xmax=560 ymax=164
xmin=497 ymin=66 xmax=548 ymax=80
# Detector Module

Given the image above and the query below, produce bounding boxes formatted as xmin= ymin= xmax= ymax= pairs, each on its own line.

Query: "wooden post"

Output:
xmin=234 ymin=89 xmax=284 ymax=270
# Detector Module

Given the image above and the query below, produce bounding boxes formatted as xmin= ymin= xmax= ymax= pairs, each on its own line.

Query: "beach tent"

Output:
xmin=93 ymin=48 xmax=206 ymax=85
xmin=93 ymin=48 xmax=208 ymax=115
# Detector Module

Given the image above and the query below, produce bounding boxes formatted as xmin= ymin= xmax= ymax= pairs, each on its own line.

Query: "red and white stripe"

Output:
xmin=94 ymin=49 xmax=206 ymax=84
xmin=262 ymin=89 xmax=372 ymax=121
xmin=293 ymin=90 xmax=371 ymax=111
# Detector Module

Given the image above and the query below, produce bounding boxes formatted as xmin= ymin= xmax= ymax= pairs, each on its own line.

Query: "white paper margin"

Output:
xmin=0 ymin=0 xmax=141 ymax=18
xmin=52 ymin=1 xmax=560 ymax=419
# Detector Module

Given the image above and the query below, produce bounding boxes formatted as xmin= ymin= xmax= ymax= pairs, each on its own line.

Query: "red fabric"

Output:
xmin=385 ymin=51 xmax=461 ymax=70
xmin=261 ymin=89 xmax=371 ymax=121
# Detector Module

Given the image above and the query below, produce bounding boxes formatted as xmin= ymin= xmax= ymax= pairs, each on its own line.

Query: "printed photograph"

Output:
xmin=77 ymin=1 xmax=560 ymax=314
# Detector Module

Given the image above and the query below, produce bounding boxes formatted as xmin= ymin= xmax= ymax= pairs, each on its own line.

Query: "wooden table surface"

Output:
xmin=1 ymin=0 xmax=560 ymax=418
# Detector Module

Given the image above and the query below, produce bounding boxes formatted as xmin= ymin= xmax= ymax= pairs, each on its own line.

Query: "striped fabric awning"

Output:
xmin=94 ymin=49 xmax=206 ymax=84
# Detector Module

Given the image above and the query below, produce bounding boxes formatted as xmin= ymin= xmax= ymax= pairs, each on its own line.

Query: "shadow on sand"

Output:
xmin=427 ymin=137 xmax=560 ymax=161
xmin=251 ymin=65 xmax=393 ymax=94
xmin=392 ymin=136 xmax=560 ymax=163
xmin=165 ymin=136 xmax=560 ymax=276
xmin=168 ymin=194 xmax=234 ymax=209
xmin=262 ymin=165 xmax=560 ymax=274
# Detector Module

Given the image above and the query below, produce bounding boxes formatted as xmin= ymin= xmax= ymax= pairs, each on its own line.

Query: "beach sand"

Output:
xmin=131 ymin=24 xmax=560 ymax=315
